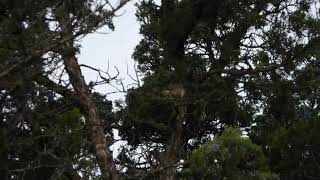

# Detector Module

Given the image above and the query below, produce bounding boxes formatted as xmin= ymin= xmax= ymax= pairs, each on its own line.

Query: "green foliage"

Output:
xmin=119 ymin=0 xmax=320 ymax=178
xmin=0 ymin=88 xmax=84 ymax=178
xmin=265 ymin=119 xmax=320 ymax=179
xmin=0 ymin=0 xmax=121 ymax=178
xmin=1 ymin=0 xmax=320 ymax=179
xmin=183 ymin=128 xmax=276 ymax=180
xmin=54 ymin=108 xmax=83 ymax=152
xmin=118 ymin=85 xmax=174 ymax=145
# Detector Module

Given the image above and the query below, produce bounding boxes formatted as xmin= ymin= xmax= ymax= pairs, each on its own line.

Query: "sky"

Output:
xmin=79 ymin=0 xmax=141 ymax=101
xmin=78 ymin=0 xmax=142 ymax=156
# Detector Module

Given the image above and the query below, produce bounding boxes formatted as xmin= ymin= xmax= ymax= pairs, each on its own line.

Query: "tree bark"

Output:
xmin=59 ymin=26 xmax=119 ymax=179
xmin=62 ymin=45 xmax=119 ymax=180
xmin=161 ymin=98 xmax=187 ymax=180
xmin=160 ymin=2 xmax=189 ymax=179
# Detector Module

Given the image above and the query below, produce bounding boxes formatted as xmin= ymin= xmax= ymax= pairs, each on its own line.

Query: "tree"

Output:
xmin=183 ymin=128 xmax=275 ymax=180
xmin=266 ymin=119 xmax=320 ymax=179
xmin=117 ymin=0 xmax=320 ymax=179
xmin=0 ymin=85 xmax=87 ymax=179
xmin=0 ymin=0 xmax=130 ymax=179
xmin=1 ymin=0 xmax=320 ymax=179
xmin=0 ymin=86 xmax=114 ymax=179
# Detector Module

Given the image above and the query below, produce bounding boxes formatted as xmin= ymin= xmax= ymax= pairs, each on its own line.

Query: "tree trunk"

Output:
xmin=161 ymin=100 xmax=187 ymax=180
xmin=61 ymin=34 xmax=119 ymax=179
xmin=0 ymin=127 xmax=8 ymax=180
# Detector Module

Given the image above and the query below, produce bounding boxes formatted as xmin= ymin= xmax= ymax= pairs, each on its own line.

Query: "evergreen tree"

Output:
xmin=183 ymin=128 xmax=275 ymax=180
xmin=117 ymin=0 xmax=320 ymax=179
xmin=1 ymin=0 xmax=320 ymax=179
xmin=0 ymin=0 xmax=129 ymax=179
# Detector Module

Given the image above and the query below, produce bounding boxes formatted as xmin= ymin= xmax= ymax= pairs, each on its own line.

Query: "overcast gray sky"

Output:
xmin=78 ymin=0 xmax=142 ymax=155
xmin=79 ymin=0 xmax=141 ymax=101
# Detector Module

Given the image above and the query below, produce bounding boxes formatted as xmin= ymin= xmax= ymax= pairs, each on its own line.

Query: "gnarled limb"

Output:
xmin=61 ymin=38 xmax=119 ymax=179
